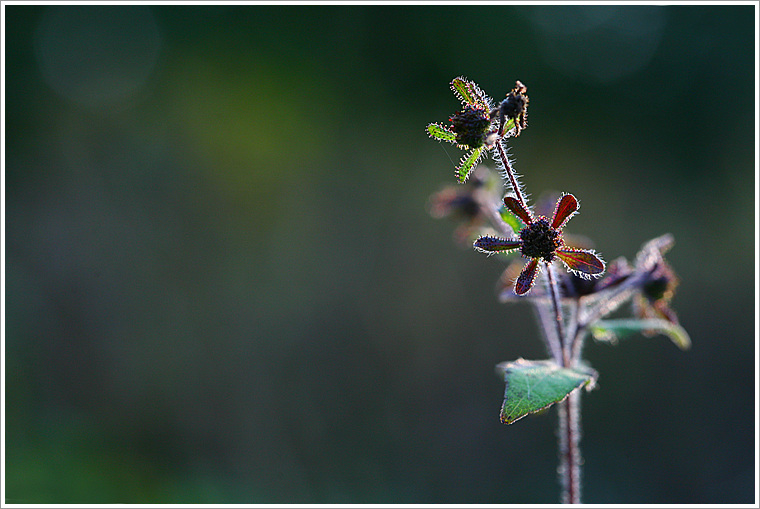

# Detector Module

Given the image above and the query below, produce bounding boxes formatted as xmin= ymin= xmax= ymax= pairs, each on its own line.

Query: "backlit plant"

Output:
xmin=427 ymin=77 xmax=690 ymax=504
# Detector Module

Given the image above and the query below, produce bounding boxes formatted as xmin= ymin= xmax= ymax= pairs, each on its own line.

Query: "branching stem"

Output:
xmin=431 ymin=77 xmax=684 ymax=505
xmin=495 ymin=132 xmax=581 ymax=503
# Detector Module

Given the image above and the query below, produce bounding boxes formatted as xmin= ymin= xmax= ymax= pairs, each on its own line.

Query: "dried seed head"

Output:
xmin=643 ymin=261 xmax=678 ymax=303
xmin=498 ymin=81 xmax=529 ymax=136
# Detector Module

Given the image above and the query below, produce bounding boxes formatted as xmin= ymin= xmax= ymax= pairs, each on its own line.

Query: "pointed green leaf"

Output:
xmin=451 ymin=77 xmax=478 ymax=107
xmin=496 ymin=359 xmax=598 ymax=424
xmin=590 ymin=319 xmax=691 ymax=351
xmin=427 ymin=123 xmax=457 ymax=143
xmin=450 ymin=76 xmax=489 ymax=110
xmin=498 ymin=204 xmax=524 ymax=233
xmin=455 ymin=146 xmax=484 ymax=183
xmin=501 ymin=117 xmax=517 ymax=136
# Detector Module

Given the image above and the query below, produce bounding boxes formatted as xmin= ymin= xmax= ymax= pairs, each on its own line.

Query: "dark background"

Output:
xmin=4 ymin=4 xmax=757 ymax=504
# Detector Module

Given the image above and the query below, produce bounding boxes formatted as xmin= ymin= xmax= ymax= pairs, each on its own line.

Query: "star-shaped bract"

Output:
xmin=474 ymin=194 xmax=605 ymax=295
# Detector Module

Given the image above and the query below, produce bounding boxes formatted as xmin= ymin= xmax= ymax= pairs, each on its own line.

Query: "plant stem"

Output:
xmin=533 ymin=300 xmax=564 ymax=365
xmin=559 ymin=391 xmax=582 ymax=504
xmin=544 ymin=263 xmax=582 ymax=503
xmin=544 ymin=263 xmax=567 ymax=366
xmin=494 ymin=132 xmax=582 ymax=504
xmin=495 ymin=139 xmax=527 ymax=210
xmin=568 ymin=299 xmax=583 ymax=364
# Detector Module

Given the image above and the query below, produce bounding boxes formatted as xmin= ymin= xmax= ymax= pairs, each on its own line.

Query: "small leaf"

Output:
xmin=590 ymin=318 xmax=691 ymax=351
xmin=450 ymin=76 xmax=489 ymax=110
xmin=496 ymin=359 xmax=598 ymax=424
xmin=455 ymin=146 xmax=484 ymax=183
xmin=498 ymin=204 xmax=524 ymax=233
xmin=427 ymin=123 xmax=456 ymax=143
xmin=501 ymin=117 xmax=517 ymax=137
xmin=451 ymin=77 xmax=474 ymax=104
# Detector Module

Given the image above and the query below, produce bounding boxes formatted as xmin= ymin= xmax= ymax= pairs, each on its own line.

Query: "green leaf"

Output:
xmin=496 ymin=359 xmax=598 ymax=425
xmin=501 ymin=117 xmax=516 ymax=134
xmin=498 ymin=204 xmax=524 ymax=233
xmin=455 ymin=146 xmax=484 ymax=183
xmin=590 ymin=319 xmax=691 ymax=351
xmin=450 ymin=76 xmax=489 ymax=110
xmin=427 ymin=123 xmax=456 ymax=143
xmin=451 ymin=77 xmax=477 ymax=107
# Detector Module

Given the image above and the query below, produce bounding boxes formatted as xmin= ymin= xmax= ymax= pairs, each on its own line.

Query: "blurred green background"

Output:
xmin=4 ymin=4 xmax=756 ymax=504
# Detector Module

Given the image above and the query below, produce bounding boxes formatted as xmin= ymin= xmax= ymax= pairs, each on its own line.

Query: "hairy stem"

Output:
xmin=543 ymin=263 xmax=582 ymax=503
xmin=495 ymin=139 xmax=527 ymax=211
xmin=533 ymin=299 xmax=564 ymax=365
xmin=568 ymin=299 xmax=583 ymax=363
xmin=559 ymin=391 xmax=582 ymax=504
xmin=493 ymin=129 xmax=583 ymax=504
xmin=544 ymin=263 xmax=567 ymax=366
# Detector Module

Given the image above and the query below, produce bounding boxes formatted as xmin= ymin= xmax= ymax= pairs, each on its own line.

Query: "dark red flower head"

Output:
xmin=474 ymin=194 xmax=605 ymax=295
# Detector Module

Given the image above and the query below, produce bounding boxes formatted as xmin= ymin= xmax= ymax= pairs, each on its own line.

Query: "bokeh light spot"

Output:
xmin=34 ymin=6 xmax=162 ymax=108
